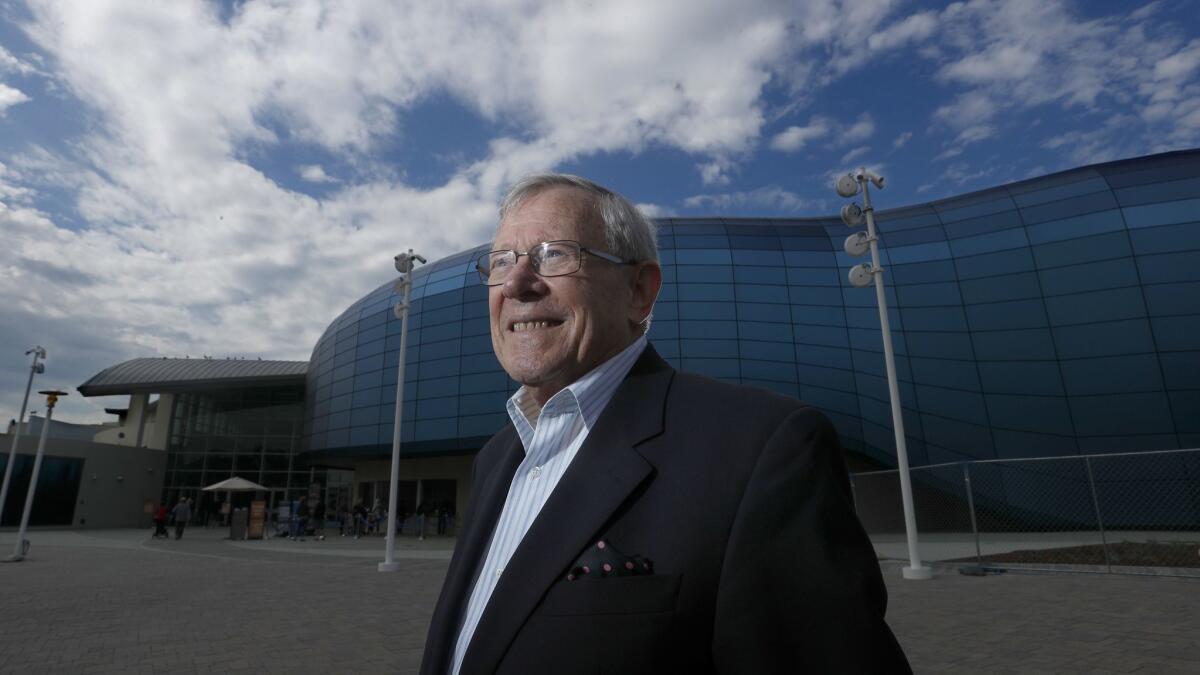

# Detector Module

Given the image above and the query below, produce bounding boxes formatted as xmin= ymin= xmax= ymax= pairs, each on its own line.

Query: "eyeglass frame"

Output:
xmin=475 ymin=239 xmax=635 ymax=286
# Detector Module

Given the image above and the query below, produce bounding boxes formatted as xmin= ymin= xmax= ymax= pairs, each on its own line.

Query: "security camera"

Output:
xmin=394 ymin=250 xmax=428 ymax=273
xmin=859 ymin=170 xmax=885 ymax=189
xmin=835 ymin=173 xmax=860 ymax=198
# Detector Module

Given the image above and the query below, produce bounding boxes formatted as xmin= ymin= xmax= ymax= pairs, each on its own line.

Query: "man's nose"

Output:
xmin=501 ymin=255 xmax=547 ymax=300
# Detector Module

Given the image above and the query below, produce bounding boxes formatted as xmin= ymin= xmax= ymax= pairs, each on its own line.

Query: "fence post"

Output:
xmin=962 ymin=463 xmax=982 ymax=567
xmin=1083 ymin=457 xmax=1112 ymax=573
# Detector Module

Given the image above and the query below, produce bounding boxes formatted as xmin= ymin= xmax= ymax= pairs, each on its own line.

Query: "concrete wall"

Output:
xmin=92 ymin=393 xmax=175 ymax=451
xmin=0 ymin=432 xmax=167 ymax=529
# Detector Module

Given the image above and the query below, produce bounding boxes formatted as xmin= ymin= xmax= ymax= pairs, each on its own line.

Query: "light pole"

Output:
xmin=835 ymin=168 xmax=931 ymax=580
xmin=4 ymin=389 xmax=67 ymax=562
xmin=0 ymin=346 xmax=46 ymax=528
xmin=380 ymin=248 xmax=426 ymax=573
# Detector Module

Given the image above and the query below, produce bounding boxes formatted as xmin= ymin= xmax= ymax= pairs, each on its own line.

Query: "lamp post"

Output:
xmin=0 ymin=346 xmax=46 ymax=528
xmin=4 ymin=389 xmax=67 ymax=562
xmin=380 ymin=249 xmax=426 ymax=573
xmin=835 ymin=168 xmax=931 ymax=580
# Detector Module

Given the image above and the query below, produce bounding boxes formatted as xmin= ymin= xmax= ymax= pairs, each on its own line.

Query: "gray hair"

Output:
xmin=499 ymin=173 xmax=659 ymax=264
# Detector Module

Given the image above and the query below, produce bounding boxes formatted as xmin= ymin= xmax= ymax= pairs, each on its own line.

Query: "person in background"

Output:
xmin=415 ymin=502 xmax=427 ymax=541
xmin=436 ymin=502 xmax=449 ymax=536
xmin=313 ymin=498 xmax=326 ymax=541
xmin=354 ymin=501 xmax=369 ymax=539
xmin=152 ymin=503 xmax=168 ymax=539
xmin=370 ymin=498 xmax=384 ymax=535
xmin=170 ymin=497 xmax=192 ymax=541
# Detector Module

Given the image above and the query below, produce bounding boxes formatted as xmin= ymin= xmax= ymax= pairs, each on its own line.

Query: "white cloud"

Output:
xmin=955 ymin=124 xmax=995 ymax=144
xmin=298 ymin=164 xmax=338 ymax=184
xmin=923 ymin=0 xmax=1200 ymax=157
xmin=0 ymin=83 xmax=30 ymax=114
xmin=770 ymin=112 xmax=873 ymax=153
xmin=892 ymin=131 xmax=913 ymax=149
xmin=636 ymin=202 xmax=676 ymax=218
xmin=867 ymin=11 xmax=938 ymax=52
xmin=0 ymin=45 xmax=39 ymax=76
xmin=770 ymin=119 xmax=830 ymax=152
xmin=940 ymin=44 xmax=1041 ymax=84
xmin=843 ymin=113 xmax=875 ymax=143
xmin=932 ymin=146 xmax=963 ymax=161
xmin=684 ymin=185 xmax=808 ymax=212
xmin=840 ymin=145 xmax=870 ymax=164
xmin=697 ymin=158 xmax=735 ymax=186
xmin=933 ymin=91 xmax=997 ymax=130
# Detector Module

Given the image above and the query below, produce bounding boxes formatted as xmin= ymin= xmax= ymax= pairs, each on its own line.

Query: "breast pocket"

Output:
xmin=537 ymin=574 xmax=682 ymax=616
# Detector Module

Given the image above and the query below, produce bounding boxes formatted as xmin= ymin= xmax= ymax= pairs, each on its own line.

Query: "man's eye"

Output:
xmin=492 ymin=256 xmax=514 ymax=269
xmin=542 ymin=248 xmax=566 ymax=259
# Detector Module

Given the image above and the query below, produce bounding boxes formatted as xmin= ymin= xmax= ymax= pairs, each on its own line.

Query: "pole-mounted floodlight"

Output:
xmin=4 ymin=389 xmax=66 ymax=562
xmin=0 ymin=347 xmax=47 ymax=529
xmin=380 ymin=248 xmax=427 ymax=573
xmin=835 ymin=168 xmax=931 ymax=581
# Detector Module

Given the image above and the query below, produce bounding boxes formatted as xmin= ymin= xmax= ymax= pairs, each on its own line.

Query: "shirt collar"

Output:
xmin=506 ymin=335 xmax=648 ymax=445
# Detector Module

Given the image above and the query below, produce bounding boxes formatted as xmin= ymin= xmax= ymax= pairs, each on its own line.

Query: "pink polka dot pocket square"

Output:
xmin=564 ymin=539 xmax=654 ymax=580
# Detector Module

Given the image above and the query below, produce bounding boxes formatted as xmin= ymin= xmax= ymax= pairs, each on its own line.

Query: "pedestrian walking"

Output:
xmin=170 ymin=497 xmax=192 ymax=540
xmin=152 ymin=503 xmax=169 ymax=539
xmin=436 ymin=502 xmax=449 ymax=536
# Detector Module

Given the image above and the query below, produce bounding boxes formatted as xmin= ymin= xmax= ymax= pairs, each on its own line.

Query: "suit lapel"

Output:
xmin=460 ymin=346 xmax=674 ymax=674
xmin=423 ymin=427 xmax=524 ymax=674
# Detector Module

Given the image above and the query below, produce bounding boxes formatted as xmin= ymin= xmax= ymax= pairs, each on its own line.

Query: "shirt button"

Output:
xmin=530 ymin=466 xmax=543 ymax=478
xmin=495 ymin=567 xmax=504 ymax=578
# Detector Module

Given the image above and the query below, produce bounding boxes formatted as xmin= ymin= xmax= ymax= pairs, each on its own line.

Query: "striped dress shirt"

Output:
xmin=450 ymin=335 xmax=648 ymax=674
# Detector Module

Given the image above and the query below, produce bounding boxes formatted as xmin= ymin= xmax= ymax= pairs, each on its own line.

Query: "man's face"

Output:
xmin=489 ymin=186 xmax=658 ymax=404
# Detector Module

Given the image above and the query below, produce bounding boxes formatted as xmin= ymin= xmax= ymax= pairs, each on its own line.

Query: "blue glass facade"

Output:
xmin=303 ymin=150 xmax=1200 ymax=469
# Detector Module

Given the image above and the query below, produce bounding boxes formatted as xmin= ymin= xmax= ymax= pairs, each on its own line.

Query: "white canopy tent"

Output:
xmin=201 ymin=476 xmax=269 ymax=492
xmin=201 ymin=476 xmax=273 ymax=539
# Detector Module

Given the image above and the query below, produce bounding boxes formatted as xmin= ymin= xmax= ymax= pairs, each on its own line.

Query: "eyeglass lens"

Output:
xmin=478 ymin=241 xmax=582 ymax=285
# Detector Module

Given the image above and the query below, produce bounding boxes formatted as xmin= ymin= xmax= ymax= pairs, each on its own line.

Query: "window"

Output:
xmin=1053 ymin=319 xmax=1155 ymax=359
xmin=1123 ymin=197 xmax=1200 ymax=228
xmin=1020 ymin=190 xmax=1117 ymax=225
xmin=1059 ymin=354 xmax=1162 ymax=395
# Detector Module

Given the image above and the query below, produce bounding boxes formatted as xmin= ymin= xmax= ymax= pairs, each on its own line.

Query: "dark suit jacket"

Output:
xmin=420 ymin=345 xmax=910 ymax=674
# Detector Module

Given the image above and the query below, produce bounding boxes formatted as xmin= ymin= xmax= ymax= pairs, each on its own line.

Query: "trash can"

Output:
xmin=230 ymin=507 xmax=248 ymax=540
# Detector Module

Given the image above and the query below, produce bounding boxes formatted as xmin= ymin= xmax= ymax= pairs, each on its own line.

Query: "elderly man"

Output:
xmin=420 ymin=174 xmax=910 ymax=674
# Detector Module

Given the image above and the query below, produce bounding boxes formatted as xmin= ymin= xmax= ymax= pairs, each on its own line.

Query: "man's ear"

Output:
xmin=628 ymin=261 xmax=663 ymax=326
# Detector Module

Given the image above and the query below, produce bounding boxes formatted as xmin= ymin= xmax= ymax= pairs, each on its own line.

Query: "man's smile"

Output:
xmin=510 ymin=319 xmax=564 ymax=332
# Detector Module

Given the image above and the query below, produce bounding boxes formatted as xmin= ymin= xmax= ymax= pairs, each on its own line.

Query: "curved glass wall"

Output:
xmin=303 ymin=150 xmax=1200 ymax=468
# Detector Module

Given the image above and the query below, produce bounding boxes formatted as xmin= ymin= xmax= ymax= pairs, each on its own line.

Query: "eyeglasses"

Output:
xmin=476 ymin=240 xmax=633 ymax=286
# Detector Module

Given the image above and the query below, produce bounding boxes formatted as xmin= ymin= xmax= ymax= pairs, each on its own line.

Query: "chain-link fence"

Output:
xmin=850 ymin=448 xmax=1200 ymax=576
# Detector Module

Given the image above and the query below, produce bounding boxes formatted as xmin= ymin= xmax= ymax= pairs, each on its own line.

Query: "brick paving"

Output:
xmin=1 ymin=529 xmax=1198 ymax=674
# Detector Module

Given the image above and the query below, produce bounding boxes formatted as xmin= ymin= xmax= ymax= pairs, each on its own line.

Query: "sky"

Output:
xmin=1 ymin=0 xmax=1198 ymax=425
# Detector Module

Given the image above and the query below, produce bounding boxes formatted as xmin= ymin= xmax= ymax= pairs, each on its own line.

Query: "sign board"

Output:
xmin=248 ymin=500 xmax=266 ymax=539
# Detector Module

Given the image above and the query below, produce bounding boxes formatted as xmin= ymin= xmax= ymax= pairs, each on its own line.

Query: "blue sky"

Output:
xmin=0 ymin=0 xmax=1198 ymax=423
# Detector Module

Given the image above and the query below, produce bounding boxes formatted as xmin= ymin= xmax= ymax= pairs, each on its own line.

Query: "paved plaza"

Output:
xmin=0 ymin=528 xmax=1198 ymax=674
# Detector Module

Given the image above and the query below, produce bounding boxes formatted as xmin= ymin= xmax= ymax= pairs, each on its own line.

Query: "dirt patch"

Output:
xmin=949 ymin=541 xmax=1200 ymax=568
